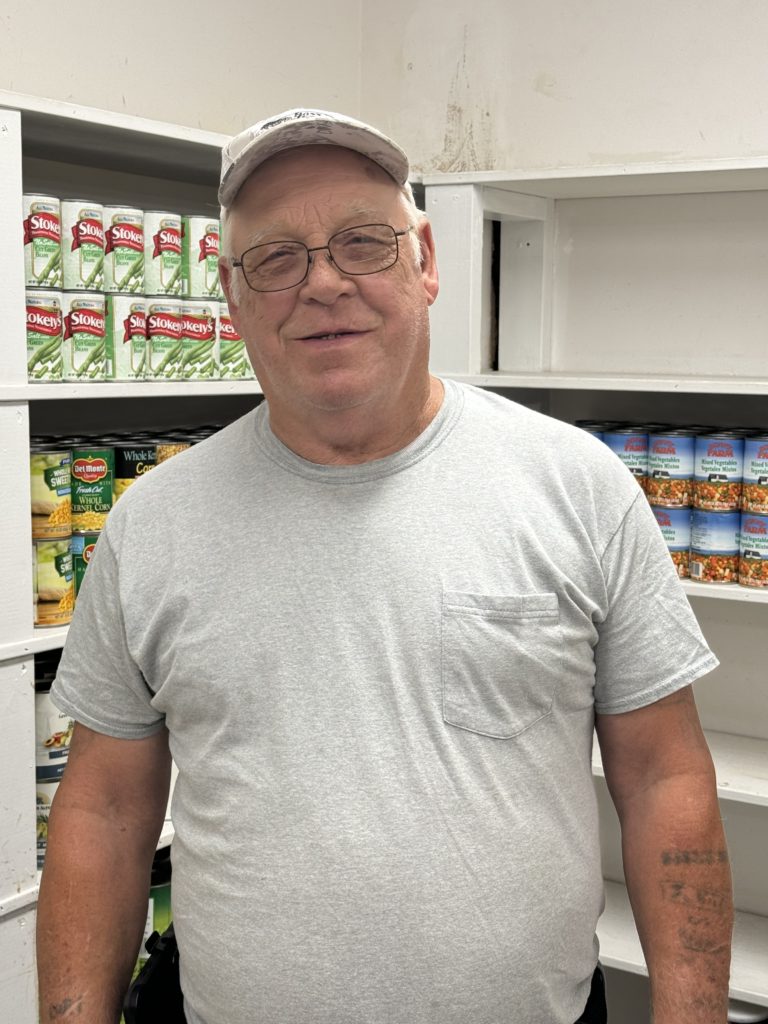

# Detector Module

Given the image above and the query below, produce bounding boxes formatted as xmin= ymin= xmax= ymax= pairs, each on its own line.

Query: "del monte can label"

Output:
xmin=104 ymin=206 xmax=145 ymax=293
xmin=71 ymin=446 xmax=114 ymax=532
xmin=62 ymin=292 xmax=106 ymax=381
xmin=145 ymin=211 xmax=182 ymax=295
xmin=23 ymin=195 xmax=62 ymax=288
xmin=62 ymin=200 xmax=105 ymax=291
xmin=26 ymin=289 xmax=63 ymax=382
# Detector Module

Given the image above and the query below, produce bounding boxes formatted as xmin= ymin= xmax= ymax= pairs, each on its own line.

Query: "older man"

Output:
xmin=39 ymin=109 xmax=731 ymax=1024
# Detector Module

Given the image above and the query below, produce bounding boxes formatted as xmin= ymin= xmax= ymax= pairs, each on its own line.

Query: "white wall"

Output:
xmin=361 ymin=0 xmax=768 ymax=173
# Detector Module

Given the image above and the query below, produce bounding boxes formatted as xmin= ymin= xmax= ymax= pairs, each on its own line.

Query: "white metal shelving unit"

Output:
xmin=423 ymin=166 xmax=768 ymax=1011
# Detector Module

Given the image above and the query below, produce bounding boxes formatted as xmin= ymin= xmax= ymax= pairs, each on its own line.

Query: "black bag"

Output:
xmin=123 ymin=923 xmax=186 ymax=1024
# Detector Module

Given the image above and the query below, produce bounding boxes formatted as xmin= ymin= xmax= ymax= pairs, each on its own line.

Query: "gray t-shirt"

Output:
xmin=52 ymin=379 xmax=718 ymax=1024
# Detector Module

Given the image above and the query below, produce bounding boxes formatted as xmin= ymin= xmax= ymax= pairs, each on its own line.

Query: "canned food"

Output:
xmin=742 ymin=435 xmax=768 ymax=514
xmin=739 ymin=513 xmax=768 ymax=587
xmin=651 ymin=505 xmax=691 ymax=579
xmin=690 ymin=509 xmax=740 ymax=584
xmin=35 ymin=688 xmax=74 ymax=782
xmin=71 ymin=446 xmax=114 ymax=532
xmin=26 ymin=290 xmax=63 ymax=381
xmin=70 ymin=532 xmax=99 ymax=595
xmin=180 ymin=300 xmax=218 ymax=379
xmin=146 ymin=299 xmax=183 ymax=380
xmin=646 ymin=431 xmax=695 ymax=507
xmin=103 ymin=206 xmax=144 ymax=293
xmin=144 ymin=211 xmax=182 ymax=295
xmin=114 ymin=443 xmax=157 ymax=499
xmin=61 ymin=199 xmax=104 ymax=290
xmin=182 ymin=215 xmax=222 ymax=298
xmin=30 ymin=445 xmax=71 ymax=539
xmin=33 ymin=538 xmax=74 ymax=626
xmin=23 ymin=194 xmax=62 ymax=288
xmin=693 ymin=433 xmax=744 ymax=511
xmin=603 ymin=428 xmax=648 ymax=491
xmin=61 ymin=292 xmax=106 ymax=382
xmin=105 ymin=294 xmax=147 ymax=380
xmin=155 ymin=440 xmax=191 ymax=464
xmin=218 ymin=301 xmax=253 ymax=379
xmin=37 ymin=780 xmax=60 ymax=868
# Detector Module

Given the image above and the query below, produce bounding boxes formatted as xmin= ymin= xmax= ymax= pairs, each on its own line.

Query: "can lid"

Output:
xmin=650 ymin=429 xmax=696 ymax=436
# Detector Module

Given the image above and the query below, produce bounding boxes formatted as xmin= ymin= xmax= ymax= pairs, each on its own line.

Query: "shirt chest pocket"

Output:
xmin=441 ymin=592 xmax=563 ymax=739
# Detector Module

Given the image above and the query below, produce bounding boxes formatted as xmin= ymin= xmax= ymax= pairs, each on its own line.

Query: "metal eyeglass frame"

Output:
xmin=231 ymin=224 xmax=415 ymax=293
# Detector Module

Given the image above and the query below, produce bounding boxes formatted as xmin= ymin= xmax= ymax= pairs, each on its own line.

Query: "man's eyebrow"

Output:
xmin=239 ymin=209 xmax=391 ymax=250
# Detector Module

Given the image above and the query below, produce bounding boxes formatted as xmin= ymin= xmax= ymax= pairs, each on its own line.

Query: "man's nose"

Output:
xmin=299 ymin=248 xmax=355 ymax=299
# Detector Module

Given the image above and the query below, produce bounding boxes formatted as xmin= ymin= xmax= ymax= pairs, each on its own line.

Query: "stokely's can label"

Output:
xmin=62 ymin=292 xmax=106 ymax=382
xmin=689 ymin=509 xmax=740 ymax=584
xmin=693 ymin=433 xmax=744 ymax=511
xmin=33 ymin=538 xmax=74 ymax=626
xmin=217 ymin=301 xmax=253 ymax=379
xmin=30 ymin=445 xmax=72 ymax=540
xmin=146 ymin=299 xmax=183 ymax=379
xmin=144 ymin=211 xmax=183 ymax=295
xmin=114 ymin=443 xmax=157 ymax=500
xmin=646 ymin=430 xmax=695 ymax=508
xmin=742 ymin=435 xmax=768 ymax=514
xmin=739 ymin=512 xmax=768 ymax=587
xmin=182 ymin=216 xmax=222 ymax=298
xmin=71 ymin=446 xmax=114 ymax=532
xmin=103 ymin=206 xmax=145 ymax=293
xmin=61 ymin=200 xmax=105 ymax=291
xmin=70 ymin=531 xmax=99 ymax=596
xmin=26 ymin=290 xmax=63 ymax=382
xmin=603 ymin=428 xmax=648 ymax=491
xmin=180 ymin=300 xmax=218 ymax=379
xmin=105 ymin=294 xmax=147 ymax=380
xmin=651 ymin=505 xmax=691 ymax=579
xmin=23 ymin=194 xmax=62 ymax=288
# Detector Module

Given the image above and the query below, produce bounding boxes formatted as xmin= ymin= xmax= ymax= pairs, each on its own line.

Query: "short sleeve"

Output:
xmin=593 ymin=491 xmax=719 ymax=714
xmin=50 ymin=526 xmax=165 ymax=738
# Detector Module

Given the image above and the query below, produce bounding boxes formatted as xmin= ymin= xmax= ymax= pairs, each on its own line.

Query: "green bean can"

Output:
xmin=180 ymin=300 xmax=218 ymax=379
xmin=218 ymin=301 xmax=253 ymax=379
xmin=146 ymin=298 xmax=183 ymax=380
xmin=104 ymin=206 xmax=145 ymax=293
xmin=144 ymin=211 xmax=182 ymax=295
xmin=23 ymin=194 xmax=62 ymax=288
xmin=26 ymin=290 xmax=63 ymax=382
xmin=61 ymin=199 xmax=105 ymax=291
xmin=70 ymin=532 xmax=99 ymax=596
xmin=182 ymin=216 xmax=222 ymax=298
xmin=62 ymin=292 xmax=106 ymax=382
xmin=71 ymin=446 xmax=115 ymax=533
xmin=105 ymin=294 xmax=148 ymax=380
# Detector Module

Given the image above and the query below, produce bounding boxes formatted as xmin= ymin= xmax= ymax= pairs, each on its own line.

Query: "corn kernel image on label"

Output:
xmin=71 ymin=447 xmax=114 ymax=532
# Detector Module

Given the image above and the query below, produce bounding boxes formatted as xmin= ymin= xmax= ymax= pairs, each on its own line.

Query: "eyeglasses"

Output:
xmin=232 ymin=223 xmax=414 ymax=293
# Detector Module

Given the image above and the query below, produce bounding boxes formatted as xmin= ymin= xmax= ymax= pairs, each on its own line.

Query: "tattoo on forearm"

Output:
xmin=661 ymin=881 xmax=730 ymax=915
xmin=660 ymin=849 xmax=728 ymax=866
xmin=48 ymin=995 xmax=84 ymax=1019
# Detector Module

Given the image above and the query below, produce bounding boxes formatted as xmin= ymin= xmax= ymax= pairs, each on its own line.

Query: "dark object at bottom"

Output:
xmin=575 ymin=965 xmax=607 ymax=1023
xmin=123 ymin=923 xmax=186 ymax=1023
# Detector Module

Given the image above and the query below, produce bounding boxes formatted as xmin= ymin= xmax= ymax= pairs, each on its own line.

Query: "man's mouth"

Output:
xmin=301 ymin=329 xmax=363 ymax=342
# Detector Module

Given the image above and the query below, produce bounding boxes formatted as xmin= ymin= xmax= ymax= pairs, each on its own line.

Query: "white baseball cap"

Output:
xmin=219 ymin=108 xmax=410 ymax=208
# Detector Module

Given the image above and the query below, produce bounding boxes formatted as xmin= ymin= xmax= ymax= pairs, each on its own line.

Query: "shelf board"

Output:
xmin=0 ymin=626 xmax=69 ymax=662
xmin=684 ymin=581 xmax=768 ymax=604
xmin=445 ymin=372 xmax=768 ymax=395
xmin=594 ymin=730 xmax=768 ymax=808
xmin=0 ymin=380 xmax=263 ymax=401
xmin=419 ymin=158 xmax=768 ymax=199
xmin=598 ymin=880 xmax=768 ymax=1007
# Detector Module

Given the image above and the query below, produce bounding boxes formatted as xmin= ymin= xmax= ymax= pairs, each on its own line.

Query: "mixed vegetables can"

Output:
xmin=646 ymin=430 xmax=695 ymax=507
xmin=23 ymin=194 xmax=62 ymax=288
xmin=742 ymin=435 xmax=768 ymax=514
xmin=693 ymin=432 xmax=744 ymax=511
xmin=603 ymin=428 xmax=648 ymax=491
xmin=739 ymin=513 xmax=768 ymax=587
xmin=651 ymin=506 xmax=691 ymax=579
xmin=689 ymin=509 xmax=740 ymax=584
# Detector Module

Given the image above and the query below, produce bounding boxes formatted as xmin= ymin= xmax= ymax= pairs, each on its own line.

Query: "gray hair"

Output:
xmin=220 ymin=181 xmax=425 ymax=304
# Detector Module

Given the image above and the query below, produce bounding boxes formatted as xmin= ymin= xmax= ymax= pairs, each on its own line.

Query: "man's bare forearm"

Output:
xmin=619 ymin=774 xmax=733 ymax=1024
xmin=37 ymin=803 xmax=157 ymax=1024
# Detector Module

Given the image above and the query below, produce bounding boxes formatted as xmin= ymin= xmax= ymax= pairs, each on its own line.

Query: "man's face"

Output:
xmin=220 ymin=146 xmax=439 ymax=421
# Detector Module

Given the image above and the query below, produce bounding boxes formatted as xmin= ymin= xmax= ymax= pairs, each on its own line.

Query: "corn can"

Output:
xmin=739 ymin=513 xmax=768 ymax=587
xmin=23 ymin=194 xmax=62 ymax=288
xmin=71 ymin=446 xmax=114 ymax=532
xmin=33 ymin=538 xmax=74 ymax=626
xmin=103 ymin=206 xmax=145 ymax=293
xmin=218 ymin=301 xmax=253 ymax=379
xmin=105 ymin=294 xmax=148 ymax=380
xmin=180 ymin=300 xmax=218 ymax=379
xmin=144 ymin=211 xmax=182 ymax=295
xmin=114 ymin=443 xmax=157 ymax=499
xmin=146 ymin=298 xmax=183 ymax=380
xmin=61 ymin=200 xmax=104 ymax=291
xmin=62 ymin=292 xmax=106 ymax=382
xmin=70 ymin=532 xmax=99 ymax=596
xmin=26 ymin=290 xmax=63 ymax=382
xmin=30 ymin=445 xmax=72 ymax=539
xmin=182 ymin=215 xmax=222 ymax=298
